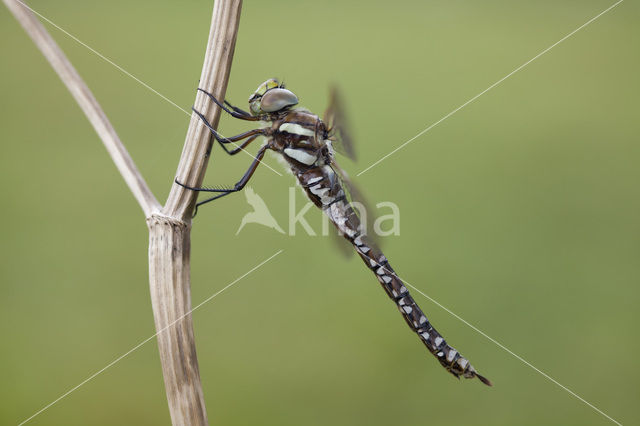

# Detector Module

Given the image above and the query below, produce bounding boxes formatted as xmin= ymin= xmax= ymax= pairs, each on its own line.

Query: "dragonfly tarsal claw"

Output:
xmin=174 ymin=177 xmax=190 ymax=190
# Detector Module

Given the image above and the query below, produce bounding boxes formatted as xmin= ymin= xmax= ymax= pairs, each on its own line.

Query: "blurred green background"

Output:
xmin=1 ymin=0 xmax=638 ymax=424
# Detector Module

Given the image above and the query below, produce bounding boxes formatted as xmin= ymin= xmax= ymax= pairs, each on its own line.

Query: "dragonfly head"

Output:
xmin=248 ymin=78 xmax=298 ymax=115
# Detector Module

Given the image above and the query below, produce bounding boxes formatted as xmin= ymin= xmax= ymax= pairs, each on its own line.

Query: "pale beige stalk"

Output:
xmin=4 ymin=0 xmax=243 ymax=424
xmin=147 ymin=1 xmax=243 ymax=424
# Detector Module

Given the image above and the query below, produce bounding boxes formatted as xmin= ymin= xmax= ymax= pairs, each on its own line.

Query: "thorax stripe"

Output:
xmin=279 ymin=122 xmax=315 ymax=137
xmin=284 ymin=148 xmax=317 ymax=165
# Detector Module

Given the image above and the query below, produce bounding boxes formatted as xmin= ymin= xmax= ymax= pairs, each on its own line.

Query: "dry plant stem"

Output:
xmin=165 ymin=0 xmax=243 ymax=220
xmin=147 ymin=1 xmax=243 ymax=425
xmin=5 ymin=0 xmax=243 ymax=424
xmin=3 ymin=0 xmax=160 ymax=217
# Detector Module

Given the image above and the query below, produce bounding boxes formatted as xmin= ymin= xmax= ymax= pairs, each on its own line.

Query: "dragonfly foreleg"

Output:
xmin=175 ymin=145 xmax=269 ymax=216
xmin=192 ymin=107 xmax=265 ymax=155
xmin=224 ymin=99 xmax=252 ymax=117
xmin=197 ymin=88 xmax=260 ymax=121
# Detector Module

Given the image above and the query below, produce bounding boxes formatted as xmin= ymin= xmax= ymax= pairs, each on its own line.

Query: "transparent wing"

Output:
xmin=329 ymin=160 xmax=381 ymax=249
xmin=328 ymin=223 xmax=355 ymax=258
xmin=324 ymin=86 xmax=356 ymax=161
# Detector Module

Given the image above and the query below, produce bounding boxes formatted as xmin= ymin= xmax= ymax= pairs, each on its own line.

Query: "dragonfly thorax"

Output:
xmin=269 ymin=110 xmax=331 ymax=170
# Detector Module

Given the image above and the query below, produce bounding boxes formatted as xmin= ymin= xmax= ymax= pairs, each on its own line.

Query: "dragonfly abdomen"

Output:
xmin=350 ymin=233 xmax=492 ymax=386
xmin=296 ymin=167 xmax=491 ymax=385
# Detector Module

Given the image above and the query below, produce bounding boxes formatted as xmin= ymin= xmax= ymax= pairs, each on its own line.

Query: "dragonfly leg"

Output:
xmin=197 ymin=88 xmax=260 ymax=121
xmin=224 ymin=99 xmax=252 ymax=117
xmin=191 ymin=107 xmax=265 ymax=155
xmin=175 ymin=145 xmax=268 ymax=216
xmin=220 ymin=134 xmax=262 ymax=155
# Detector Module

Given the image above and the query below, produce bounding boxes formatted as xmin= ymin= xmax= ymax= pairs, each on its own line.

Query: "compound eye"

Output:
xmin=260 ymin=88 xmax=298 ymax=112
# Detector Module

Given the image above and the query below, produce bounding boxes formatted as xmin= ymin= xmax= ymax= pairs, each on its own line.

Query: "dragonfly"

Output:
xmin=176 ymin=79 xmax=491 ymax=386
